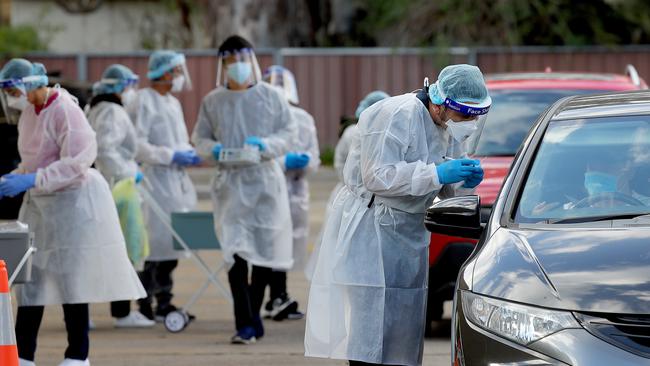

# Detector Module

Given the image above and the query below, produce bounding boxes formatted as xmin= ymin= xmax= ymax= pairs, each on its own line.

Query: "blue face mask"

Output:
xmin=227 ymin=62 xmax=252 ymax=85
xmin=584 ymin=171 xmax=618 ymax=196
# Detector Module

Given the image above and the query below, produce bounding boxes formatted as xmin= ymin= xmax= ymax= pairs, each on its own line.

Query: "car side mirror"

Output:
xmin=424 ymin=195 xmax=483 ymax=239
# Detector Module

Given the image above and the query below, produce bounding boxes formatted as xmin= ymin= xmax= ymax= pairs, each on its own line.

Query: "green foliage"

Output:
xmin=0 ymin=25 xmax=45 ymax=57
xmin=358 ymin=0 xmax=650 ymax=47
xmin=320 ymin=145 xmax=335 ymax=167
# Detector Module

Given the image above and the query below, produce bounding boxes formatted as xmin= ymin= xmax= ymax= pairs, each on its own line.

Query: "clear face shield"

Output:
xmin=100 ymin=75 xmax=139 ymax=105
xmin=169 ymin=61 xmax=192 ymax=92
xmin=438 ymin=86 xmax=492 ymax=149
xmin=150 ymin=54 xmax=192 ymax=92
xmin=466 ymin=114 xmax=488 ymax=155
xmin=216 ymin=48 xmax=262 ymax=89
xmin=0 ymin=78 xmax=33 ymax=124
xmin=263 ymin=66 xmax=299 ymax=104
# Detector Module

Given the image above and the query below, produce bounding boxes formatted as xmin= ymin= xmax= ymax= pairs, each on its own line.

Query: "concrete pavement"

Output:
xmin=23 ymin=167 xmax=452 ymax=365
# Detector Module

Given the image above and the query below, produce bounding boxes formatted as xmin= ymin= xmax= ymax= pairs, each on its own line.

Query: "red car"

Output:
xmin=425 ymin=66 xmax=647 ymax=335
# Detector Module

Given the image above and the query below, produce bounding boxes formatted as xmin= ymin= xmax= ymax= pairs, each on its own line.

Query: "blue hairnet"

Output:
xmin=147 ymin=50 xmax=185 ymax=80
xmin=0 ymin=58 xmax=48 ymax=91
xmin=96 ymin=64 xmax=138 ymax=95
xmin=429 ymin=64 xmax=489 ymax=106
xmin=355 ymin=90 xmax=390 ymax=118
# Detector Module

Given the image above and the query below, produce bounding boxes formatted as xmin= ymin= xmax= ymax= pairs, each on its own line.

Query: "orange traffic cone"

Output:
xmin=0 ymin=260 xmax=19 ymax=366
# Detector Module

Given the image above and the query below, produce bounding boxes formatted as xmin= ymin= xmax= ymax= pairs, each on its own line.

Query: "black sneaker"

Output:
xmin=268 ymin=296 xmax=299 ymax=321
xmin=286 ymin=309 xmax=305 ymax=320
xmin=139 ymin=302 xmax=154 ymax=321
xmin=262 ymin=300 xmax=274 ymax=319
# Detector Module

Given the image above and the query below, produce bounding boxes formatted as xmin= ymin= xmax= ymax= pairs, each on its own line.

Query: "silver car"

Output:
xmin=426 ymin=90 xmax=650 ymax=365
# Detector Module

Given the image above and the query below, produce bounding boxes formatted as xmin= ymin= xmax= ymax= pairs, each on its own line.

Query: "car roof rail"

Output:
xmin=626 ymin=64 xmax=641 ymax=87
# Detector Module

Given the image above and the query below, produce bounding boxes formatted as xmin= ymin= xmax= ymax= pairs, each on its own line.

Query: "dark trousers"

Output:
xmin=227 ymin=255 xmax=272 ymax=330
xmin=269 ymin=270 xmax=287 ymax=300
xmin=110 ymin=269 xmax=147 ymax=318
xmin=138 ymin=260 xmax=178 ymax=312
xmin=110 ymin=300 xmax=131 ymax=318
xmin=16 ymin=304 xmax=89 ymax=361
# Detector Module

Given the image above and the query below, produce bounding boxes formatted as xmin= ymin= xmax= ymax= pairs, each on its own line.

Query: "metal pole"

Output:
xmin=273 ymin=48 xmax=284 ymax=66
xmin=76 ymin=53 xmax=88 ymax=82
xmin=467 ymin=48 xmax=478 ymax=66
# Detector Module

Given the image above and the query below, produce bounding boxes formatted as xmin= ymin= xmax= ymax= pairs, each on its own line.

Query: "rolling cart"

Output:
xmin=138 ymin=183 xmax=232 ymax=333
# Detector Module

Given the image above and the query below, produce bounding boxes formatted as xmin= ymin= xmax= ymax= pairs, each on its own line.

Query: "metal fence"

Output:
xmin=22 ymin=45 xmax=650 ymax=147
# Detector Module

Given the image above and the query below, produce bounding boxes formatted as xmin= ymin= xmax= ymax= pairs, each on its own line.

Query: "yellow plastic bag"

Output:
xmin=112 ymin=178 xmax=149 ymax=270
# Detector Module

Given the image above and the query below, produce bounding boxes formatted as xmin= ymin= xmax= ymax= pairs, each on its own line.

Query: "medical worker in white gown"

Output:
xmin=127 ymin=50 xmax=200 ymax=321
xmin=191 ymin=35 xmax=296 ymax=344
xmin=86 ymin=64 xmax=155 ymax=329
xmin=0 ymin=58 xmax=145 ymax=366
xmin=305 ymin=64 xmax=491 ymax=366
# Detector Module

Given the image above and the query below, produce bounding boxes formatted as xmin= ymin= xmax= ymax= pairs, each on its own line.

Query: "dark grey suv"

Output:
xmin=426 ymin=90 xmax=650 ymax=365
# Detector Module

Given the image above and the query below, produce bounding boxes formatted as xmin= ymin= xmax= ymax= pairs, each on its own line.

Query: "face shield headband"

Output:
xmin=443 ymin=97 xmax=491 ymax=116
xmin=0 ymin=75 xmax=49 ymax=94
xmin=99 ymin=76 xmax=139 ymax=92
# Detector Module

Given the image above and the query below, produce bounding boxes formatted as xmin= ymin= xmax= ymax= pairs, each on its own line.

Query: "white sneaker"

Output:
xmin=114 ymin=311 xmax=156 ymax=328
xmin=58 ymin=359 xmax=90 ymax=366
xmin=88 ymin=318 xmax=96 ymax=330
xmin=19 ymin=358 xmax=36 ymax=366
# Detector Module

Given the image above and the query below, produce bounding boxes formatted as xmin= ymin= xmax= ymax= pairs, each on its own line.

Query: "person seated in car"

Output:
xmin=531 ymin=158 xmax=635 ymax=215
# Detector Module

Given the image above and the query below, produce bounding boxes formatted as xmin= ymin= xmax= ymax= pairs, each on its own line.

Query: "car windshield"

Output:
xmin=515 ymin=115 xmax=650 ymax=224
xmin=472 ymin=89 xmax=609 ymax=156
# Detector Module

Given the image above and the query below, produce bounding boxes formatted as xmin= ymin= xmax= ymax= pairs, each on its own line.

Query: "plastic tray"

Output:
xmin=218 ymin=147 xmax=261 ymax=167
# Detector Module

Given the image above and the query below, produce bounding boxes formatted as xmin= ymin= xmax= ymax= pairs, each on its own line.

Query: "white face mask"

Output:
xmin=446 ymin=120 xmax=478 ymax=143
xmin=171 ymin=75 xmax=185 ymax=92
xmin=121 ymin=88 xmax=137 ymax=106
xmin=227 ymin=62 xmax=253 ymax=85
xmin=6 ymin=94 xmax=29 ymax=111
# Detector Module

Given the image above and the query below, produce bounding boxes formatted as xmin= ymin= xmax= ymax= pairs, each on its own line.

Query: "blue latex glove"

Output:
xmin=244 ymin=136 xmax=267 ymax=152
xmin=172 ymin=150 xmax=201 ymax=166
xmin=463 ymin=165 xmax=484 ymax=188
xmin=212 ymin=143 xmax=223 ymax=161
xmin=436 ymin=159 xmax=481 ymax=185
xmin=285 ymin=153 xmax=310 ymax=170
xmin=135 ymin=171 xmax=144 ymax=184
xmin=0 ymin=173 xmax=36 ymax=197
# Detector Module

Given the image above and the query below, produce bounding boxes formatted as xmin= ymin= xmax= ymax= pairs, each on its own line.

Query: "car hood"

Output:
xmin=472 ymin=227 xmax=650 ymax=313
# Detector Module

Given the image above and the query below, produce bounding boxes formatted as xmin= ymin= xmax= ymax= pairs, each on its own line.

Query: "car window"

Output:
xmin=515 ymin=115 xmax=650 ymax=224
xmin=472 ymin=89 xmax=609 ymax=157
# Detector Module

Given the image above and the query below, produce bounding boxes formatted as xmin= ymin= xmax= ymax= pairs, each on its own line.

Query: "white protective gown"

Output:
xmin=304 ymin=123 xmax=357 ymax=279
xmin=192 ymin=83 xmax=297 ymax=270
xmin=281 ymin=105 xmax=320 ymax=270
xmin=127 ymin=88 xmax=197 ymax=261
xmin=87 ymin=101 xmax=138 ymax=184
xmin=304 ymin=93 xmax=474 ymax=366
xmin=14 ymin=89 xmax=146 ymax=306
xmin=334 ymin=123 xmax=359 ymax=182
